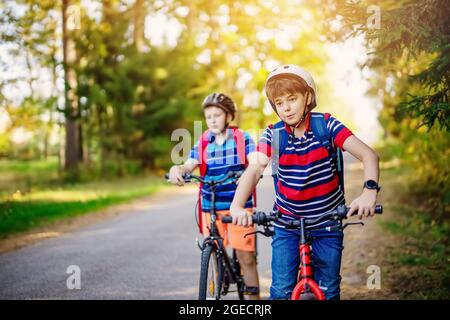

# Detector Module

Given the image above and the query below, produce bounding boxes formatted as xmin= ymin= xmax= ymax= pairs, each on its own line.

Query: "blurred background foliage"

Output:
xmin=0 ymin=0 xmax=448 ymax=217
xmin=321 ymin=0 xmax=450 ymax=218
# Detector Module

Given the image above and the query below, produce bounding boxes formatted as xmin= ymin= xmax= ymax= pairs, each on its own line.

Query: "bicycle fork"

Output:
xmin=290 ymin=219 xmax=325 ymax=300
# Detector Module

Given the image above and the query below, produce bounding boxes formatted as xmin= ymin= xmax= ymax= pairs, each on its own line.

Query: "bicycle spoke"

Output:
xmin=199 ymin=245 xmax=222 ymax=300
xmin=209 ymin=252 xmax=219 ymax=298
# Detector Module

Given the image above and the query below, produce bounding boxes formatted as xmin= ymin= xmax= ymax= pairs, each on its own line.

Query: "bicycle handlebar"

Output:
xmin=164 ymin=170 xmax=243 ymax=186
xmin=221 ymin=204 xmax=383 ymax=227
xmin=303 ymin=204 xmax=382 ymax=225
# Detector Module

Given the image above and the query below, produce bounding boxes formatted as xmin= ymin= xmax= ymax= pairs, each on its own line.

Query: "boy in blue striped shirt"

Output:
xmin=168 ymin=93 xmax=260 ymax=299
xmin=230 ymin=65 xmax=380 ymax=300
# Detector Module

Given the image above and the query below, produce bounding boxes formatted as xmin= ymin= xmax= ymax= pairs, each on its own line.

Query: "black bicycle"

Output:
xmin=165 ymin=170 xmax=250 ymax=300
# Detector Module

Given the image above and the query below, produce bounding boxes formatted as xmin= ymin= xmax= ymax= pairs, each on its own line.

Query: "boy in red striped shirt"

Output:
xmin=230 ymin=64 xmax=380 ymax=300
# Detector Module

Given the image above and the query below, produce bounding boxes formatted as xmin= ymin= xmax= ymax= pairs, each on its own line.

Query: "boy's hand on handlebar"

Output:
xmin=230 ymin=207 xmax=253 ymax=227
xmin=169 ymin=165 xmax=185 ymax=186
xmin=347 ymin=189 xmax=378 ymax=219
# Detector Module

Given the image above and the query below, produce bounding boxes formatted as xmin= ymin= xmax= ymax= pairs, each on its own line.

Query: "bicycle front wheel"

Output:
xmin=199 ymin=244 xmax=222 ymax=300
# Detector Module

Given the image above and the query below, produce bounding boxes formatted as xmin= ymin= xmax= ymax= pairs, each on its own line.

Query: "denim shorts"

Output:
xmin=269 ymin=223 xmax=344 ymax=300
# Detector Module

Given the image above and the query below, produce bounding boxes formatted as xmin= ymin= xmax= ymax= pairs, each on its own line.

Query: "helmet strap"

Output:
xmin=223 ymin=112 xmax=234 ymax=131
xmin=289 ymin=93 xmax=310 ymax=136
xmin=222 ymin=123 xmax=229 ymax=134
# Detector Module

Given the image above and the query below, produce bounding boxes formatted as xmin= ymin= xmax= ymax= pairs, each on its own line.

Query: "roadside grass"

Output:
xmin=0 ymin=158 xmax=60 ymax=195
xmin=0 ymin=159 xmax=166 ymax=238
xmin=379 ymin=165 xmax=450 ymax=299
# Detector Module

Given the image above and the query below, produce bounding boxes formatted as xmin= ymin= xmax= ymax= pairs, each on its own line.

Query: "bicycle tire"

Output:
xmin=199 ymin=244 xmax=223 ymax=300
xmin=299 ymin=292 xmax=318 ymax=300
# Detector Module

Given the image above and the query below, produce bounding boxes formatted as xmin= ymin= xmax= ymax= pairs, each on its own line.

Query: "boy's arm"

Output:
xmin=169 ymin=159 xmax=199 ymax=186
xmin=342 ymin=135 xmax=380 ymax=218
xmin=230 ymin=151 xmax=270 ymax=226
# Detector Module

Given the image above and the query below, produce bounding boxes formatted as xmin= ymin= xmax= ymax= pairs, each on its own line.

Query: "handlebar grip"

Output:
xmin=221 ymin=212 xmax=273 ymax=225
xmin=347 ymin=204 xmax=383 ymax=217
xmin=164 ymin=172 xmax=192 ymax=182
xmin=221 ymin=216 xmax=233 ymax=223
xmin=375 ymin=204 xmax=383 ymax=214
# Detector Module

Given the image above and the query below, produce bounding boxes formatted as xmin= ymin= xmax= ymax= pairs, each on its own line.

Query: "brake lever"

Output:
xmin=342 ymin=222 xmax=364 ymax=230
xmin=244 ymin=225 xmax=274 ymax=238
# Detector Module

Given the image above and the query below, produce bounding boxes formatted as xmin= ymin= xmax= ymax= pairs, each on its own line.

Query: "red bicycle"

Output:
xmin=223 ymin=204 xmax=383 ymax=300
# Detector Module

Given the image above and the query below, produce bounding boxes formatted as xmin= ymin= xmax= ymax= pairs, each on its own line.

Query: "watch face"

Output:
xmin=366 ymin=180 xmax=377 ymax=188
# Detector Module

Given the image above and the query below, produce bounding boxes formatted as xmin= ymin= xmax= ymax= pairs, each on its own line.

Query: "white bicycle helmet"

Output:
xmin=264 ymin=64 xmax=317 ymax=110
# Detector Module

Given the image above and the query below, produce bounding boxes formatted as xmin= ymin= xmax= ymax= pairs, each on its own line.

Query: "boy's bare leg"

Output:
xmin=236 ymin=249 xmax=260 ymax=300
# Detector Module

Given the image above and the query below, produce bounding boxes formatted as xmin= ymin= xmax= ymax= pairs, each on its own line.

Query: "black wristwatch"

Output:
xmin=363 ymin=180 xmax=381 ymax=192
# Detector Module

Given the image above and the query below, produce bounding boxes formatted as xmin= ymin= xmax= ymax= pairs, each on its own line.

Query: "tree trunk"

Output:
xmin=133 ymin=0 xmax=146 ymax=52
xmin=62 ymin=0 xmax=82 ymax=173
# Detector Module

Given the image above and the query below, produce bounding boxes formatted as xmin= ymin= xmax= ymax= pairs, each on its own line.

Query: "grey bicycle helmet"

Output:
xmin=202 ymin=93 xmax=236 ymax=121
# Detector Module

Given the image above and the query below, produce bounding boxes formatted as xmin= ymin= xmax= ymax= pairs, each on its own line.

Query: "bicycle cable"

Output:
xmin=194 ymin=198 xmax=200 ymax=230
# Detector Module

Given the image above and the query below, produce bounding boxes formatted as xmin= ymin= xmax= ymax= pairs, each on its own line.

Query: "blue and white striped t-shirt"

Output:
xmin=257 ymin=112 xmax=353 ymax=229
xmin=189 ymin=128 xmax=255 ymax=212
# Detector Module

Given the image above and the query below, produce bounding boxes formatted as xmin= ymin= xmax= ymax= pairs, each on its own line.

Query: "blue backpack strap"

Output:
xmin=271 ymin=121 xmax=288 ymax=191
xmin=310 ymin=112 xmax=345 ymax=194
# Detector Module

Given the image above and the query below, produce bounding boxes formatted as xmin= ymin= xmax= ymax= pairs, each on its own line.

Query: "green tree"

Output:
xmin=320 ymin=0 xmax=450 ymax=216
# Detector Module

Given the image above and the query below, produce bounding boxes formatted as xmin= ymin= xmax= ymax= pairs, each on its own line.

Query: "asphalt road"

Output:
xmin=0 ymin=176 xmax=276 ymax=300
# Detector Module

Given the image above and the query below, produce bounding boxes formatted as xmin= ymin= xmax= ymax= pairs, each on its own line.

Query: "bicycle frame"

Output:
xmin=291 ymin=218 xmax=325 ymax=300
xmin=200 ymin=176 xmax=245 ymax=298
xmin=202 ymin=216 xmax=240 ymax=287
xmin=165 ymin=171 xmax=253 ymax=299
